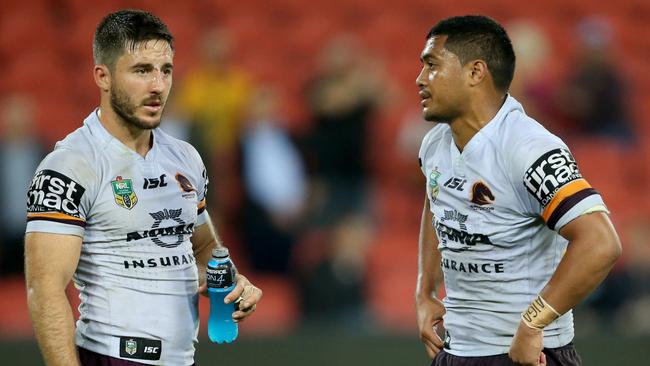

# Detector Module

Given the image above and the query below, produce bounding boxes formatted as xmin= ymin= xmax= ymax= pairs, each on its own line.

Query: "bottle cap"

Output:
xmin=212 ymin=247 xmax=230 ymax=259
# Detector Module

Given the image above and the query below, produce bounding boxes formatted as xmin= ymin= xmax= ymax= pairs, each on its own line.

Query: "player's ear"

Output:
xmin=94 ymin=64 xmax=111 ymax=92
xmin=466 ymin=60 xmax=488 ymax=87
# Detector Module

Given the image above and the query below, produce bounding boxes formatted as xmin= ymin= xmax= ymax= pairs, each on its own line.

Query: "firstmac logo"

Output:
xmin=524 ymin=148 xmax=582 ymax=207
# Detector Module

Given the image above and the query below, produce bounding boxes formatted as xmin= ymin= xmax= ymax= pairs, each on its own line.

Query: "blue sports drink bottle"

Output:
xmin=206 ymin=247 xmax=238 ymax=343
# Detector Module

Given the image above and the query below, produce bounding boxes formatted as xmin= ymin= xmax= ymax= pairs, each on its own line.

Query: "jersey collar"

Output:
xmin=85 ymin=108 xmax=159 ymax=162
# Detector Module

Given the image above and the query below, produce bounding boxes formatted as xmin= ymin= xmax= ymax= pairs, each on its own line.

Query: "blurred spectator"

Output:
xmin=160 ymin=94 xmax=192 ymax=142
xmin=507 ymin=20 xmax=566 ymax=136
xmin=239 ymin=86 xmax=307 ymax=273
xmin=177 ymin=27 xmax=251 ymax=155
xmin=304 ymin=35 xmax=387 ymax=224
xmin=613 ymin=219 xmax=650 ymax=334
xmin=557 ymin=17 xmax=634 ymax=142
xmin=299 ymin=213 xmax=372 ymax=329
xmin=0 ymin=94 xmax=44 ymax=276
xmin=176 ymin=28 xmax=252 ymax=219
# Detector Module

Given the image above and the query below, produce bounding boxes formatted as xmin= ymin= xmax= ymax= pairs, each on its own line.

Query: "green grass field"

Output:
xmin=2 ymin=331 xmax=648 ymax=365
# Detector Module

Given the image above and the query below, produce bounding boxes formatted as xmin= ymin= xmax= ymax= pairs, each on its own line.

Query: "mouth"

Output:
xmin=142 ymin=100 xmax=163 ymax=113
xmin=418 ymin=90 xmax=431 ymax=105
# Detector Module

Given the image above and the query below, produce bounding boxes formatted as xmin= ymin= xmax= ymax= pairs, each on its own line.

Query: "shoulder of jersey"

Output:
xmin=51 ymin=123 xmax=103 ymax=163
xmin=419 ymin=123 xmax=450 ymax=158
xmin=493 ymin=108 xmax=563 ymax=153
xmin=155 ymin=128 xmax=203 ymax=165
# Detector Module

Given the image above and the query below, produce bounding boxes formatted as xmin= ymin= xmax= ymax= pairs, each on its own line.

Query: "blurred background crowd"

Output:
xmin=1 ymin=0 xmax=649 ymax=364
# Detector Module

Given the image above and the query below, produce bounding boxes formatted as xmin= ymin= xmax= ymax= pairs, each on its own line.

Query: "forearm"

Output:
xmin=416 ymin=197 xmax=443 ymax=303
xmin=194 ymin=236 xmax=219 ymax=273
xmin=24 ymin=232 xmax=82 ymax=366
xmin=537 ymin=213 xmax=621 ymax=317
xmin=541 ymin=234 xmax=620 ymax=314
xmin=27 ymin=286 xmax=79 ymax=366
xmin=192 ymin=216 xmax=225 ymax=281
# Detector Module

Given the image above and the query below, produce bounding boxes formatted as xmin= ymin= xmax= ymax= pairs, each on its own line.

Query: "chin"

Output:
xmin=136 ymin=116 xmax=162 ymax=130
xmin=422 ymin=110 xmax=437 ymax=122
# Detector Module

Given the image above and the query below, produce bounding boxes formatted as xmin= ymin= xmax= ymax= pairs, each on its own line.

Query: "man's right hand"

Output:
xmin=416 ymin=296 xmax=446 ymax=359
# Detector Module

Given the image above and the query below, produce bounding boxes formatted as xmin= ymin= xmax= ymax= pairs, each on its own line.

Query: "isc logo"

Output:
xmin=444 ymin=177 xmax=466 ymax=191
xmin=143 ymin=174 xmax=168 ymax=189
xmin=144 ymin=346 xmax=159 ymax=354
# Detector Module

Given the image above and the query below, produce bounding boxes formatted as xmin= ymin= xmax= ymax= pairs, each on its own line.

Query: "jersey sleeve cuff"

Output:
xmin=196 ymin=210 xmax=208 ymax=226
xmin=26 ymin=220 xmax=85 ymax=238
xmin=551 ymin=194 xmax=607 ymax=231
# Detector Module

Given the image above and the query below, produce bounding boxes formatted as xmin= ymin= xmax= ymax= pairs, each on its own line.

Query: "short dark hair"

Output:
xmin=93 ymin=9 xmax=174 ymax=68
xmin=427 ymin=15 xmax=515 ymax=92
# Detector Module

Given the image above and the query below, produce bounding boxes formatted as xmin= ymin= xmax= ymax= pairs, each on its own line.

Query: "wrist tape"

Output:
xmin=521 ymin=295 xmax=561 ymax=330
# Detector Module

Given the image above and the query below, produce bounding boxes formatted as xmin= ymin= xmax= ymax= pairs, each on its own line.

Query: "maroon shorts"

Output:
xmin=431 ymin=342 xmax=582 ymax=366
xmin=78 ymin=347 xmax=197 ymax=366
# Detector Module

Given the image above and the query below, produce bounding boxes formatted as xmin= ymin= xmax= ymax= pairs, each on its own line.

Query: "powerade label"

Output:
xmin=206 ymin=261 xmax=234 ymax=289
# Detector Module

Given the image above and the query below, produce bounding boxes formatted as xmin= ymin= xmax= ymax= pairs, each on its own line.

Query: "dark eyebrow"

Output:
xmin=420 ymin=53 xmax=437 ymax=62
xmin=130 ymin=62 xmax=174 ymax=70
xmin=131 ymin=63 xmax=153 ymax=70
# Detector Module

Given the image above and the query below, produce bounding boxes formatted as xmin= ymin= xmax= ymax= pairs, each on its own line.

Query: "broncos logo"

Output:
xmin=471 ymin=181 xmax=495 ymax=206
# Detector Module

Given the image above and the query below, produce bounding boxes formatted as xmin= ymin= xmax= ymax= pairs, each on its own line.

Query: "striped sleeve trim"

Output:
xmin=541 ymin=178 xmax=592 ymax=222
xmin=546 ymin=188 xmax=599 ymax=230
xmin=197 ymin=199 xmax=206 ymax=215
xmin=27 ymin=212 xmax=86 ymax=228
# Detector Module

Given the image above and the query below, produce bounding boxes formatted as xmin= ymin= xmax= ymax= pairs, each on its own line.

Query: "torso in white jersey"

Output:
xmin=26 ymin=110 xmax=208 ymax=365
xmin=418 ymin=95 xmax=605 ymax=357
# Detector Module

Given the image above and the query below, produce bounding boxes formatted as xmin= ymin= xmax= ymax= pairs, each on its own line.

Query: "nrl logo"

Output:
xmin=428 ymin=168 xmax=442 ymax=202
xmin=111 ymin=176 xmax=138 ymax=210
xmin=125 ymin=339 xmax=137 ymax=356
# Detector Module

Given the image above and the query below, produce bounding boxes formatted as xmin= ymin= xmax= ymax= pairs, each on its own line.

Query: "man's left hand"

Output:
xmin=508 ymin=320 xmax=546 ymax=366
xmin=198 ymin=274 xmax=263 ymax=322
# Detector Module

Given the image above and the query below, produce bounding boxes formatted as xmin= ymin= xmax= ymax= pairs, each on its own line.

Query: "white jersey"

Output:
xmin=26 ymin=110 xmax=209 ymax=365
xmin=418 ymin=96 xmax=605 ymax=357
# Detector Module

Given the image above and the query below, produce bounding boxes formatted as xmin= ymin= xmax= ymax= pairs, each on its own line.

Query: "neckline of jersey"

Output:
xmin=89 ymin=109 xmax=159 ymax=162
xmin=450 ymin=94 xmax=518 ymax=158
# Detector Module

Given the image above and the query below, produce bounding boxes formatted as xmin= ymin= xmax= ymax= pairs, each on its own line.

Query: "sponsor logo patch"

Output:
xmin=125 ymin=208 xmax=192 ymax=248
xmin=119 ymin=337 xmax=161 ymax=360
xmin=27 ymin=169 xmax=85 ymax=217
xmin=441 ymin=209 xmax=468 ymax=231
xmin=435 ymin=221 xmax=492 ymax=252
xmin=111 ymin=176 xmax=138 ymax=210
xmin=523 ymin=148 xmax=581 ymax=207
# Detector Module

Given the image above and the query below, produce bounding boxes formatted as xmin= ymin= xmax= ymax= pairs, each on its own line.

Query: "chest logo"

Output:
xmin=444 ymin=177 xmax=467 ymax=191
xmin=175 ymin=173 xmax=197 ymax=200
xmin=111 ymin=176 xmax=138 ymax=210
xmin=175 ymin=173 xmax=195 ymax=192
xmin=143 ymin=174 xmax=168 ymax=189
xmin=470 ymin=181 xmax=495 ymax=206
xmin=436 ymin=209 xmax=492 ymax=252
xmin=428 ymin=168 xmax=442 ymax=202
